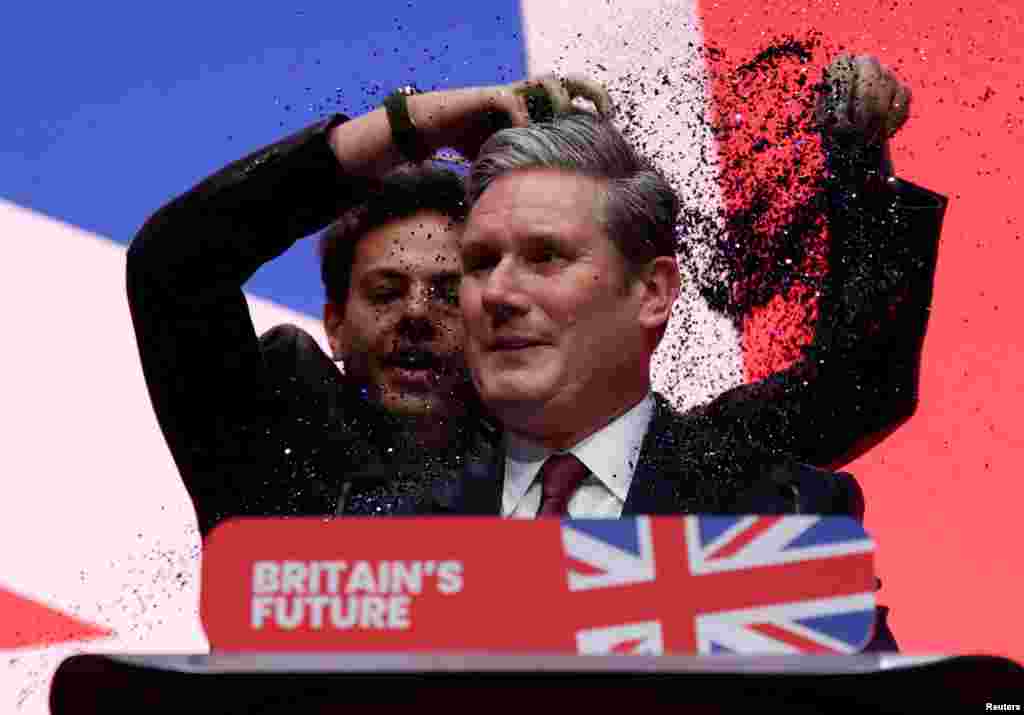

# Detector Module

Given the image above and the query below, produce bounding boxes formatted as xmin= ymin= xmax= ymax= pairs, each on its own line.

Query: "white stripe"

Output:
xmin=690 ymin=515 xmax=760 ymax=558
xmin=519 ymin=0 xmax=744 ymax=410
xmin=0 ymin=201 xmax=333 ymax=711
xmin=564 ymin=516 xmax=656 ymax=590
xmin=697 ymin=592 xmax=876 ymax=653
xmin=697 ymin=592 xmax=876 ymax=626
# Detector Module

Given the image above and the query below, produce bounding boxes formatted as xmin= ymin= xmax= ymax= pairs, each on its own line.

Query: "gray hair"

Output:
xmin=467 ymin=111 xmax=680 ymax=273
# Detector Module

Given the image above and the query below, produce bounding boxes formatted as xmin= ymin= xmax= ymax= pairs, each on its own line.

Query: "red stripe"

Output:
xmin=705 ymin=516 xmax=784 ymax=560
xmin=0 ymin=585 xmax=112 ymax=649
xmin=570 ymin=552 xmax=873 ymax=620
xmin=566 ymin=556 xmax=608 ymax=577
xmin=611 ymin=638 xmax=646 ymax=654
xmin=748 ymin=622 xmax=839 ymax=654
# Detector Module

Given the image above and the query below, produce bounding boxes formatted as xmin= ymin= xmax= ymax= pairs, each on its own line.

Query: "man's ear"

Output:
xmin=635 ymin=255 xmax=681 ymax=331
xmin=323 ymin=301 xmax=346 ymax=362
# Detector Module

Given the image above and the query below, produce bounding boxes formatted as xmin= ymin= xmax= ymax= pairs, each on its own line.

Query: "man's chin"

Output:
xmin=379 ymin=390 xmax=434 ymax=415
xmin=477 ymin=380 xmax=552 ymax=418
xmin=379 ymin=381 xmax=464 ymax=420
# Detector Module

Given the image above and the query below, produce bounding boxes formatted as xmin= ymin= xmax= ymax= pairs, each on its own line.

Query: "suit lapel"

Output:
xmin=451 ymin=392 xmax=757 ymax=517
xmin=624 ymin=392 xmax=802 ymax=516
xmin=622 ymin=394 xmax=684 ymax=516
xmin=452 ymin=435 xmax=504 ymax=515
xmin=622 ymin=459 xmax=679 ymax=515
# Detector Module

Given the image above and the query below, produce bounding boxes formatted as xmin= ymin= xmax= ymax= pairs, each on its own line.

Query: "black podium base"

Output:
xmin=51 ymin=652 xmax=1022 ymax=714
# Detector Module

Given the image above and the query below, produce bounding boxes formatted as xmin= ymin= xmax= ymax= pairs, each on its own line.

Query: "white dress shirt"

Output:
xmin=502 ymin=393 xmax=655 ymax=518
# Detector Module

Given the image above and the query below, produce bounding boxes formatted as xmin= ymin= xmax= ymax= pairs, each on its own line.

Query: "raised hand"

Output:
xmin=328 ymin=73 xmax=612 ymax=175
xmin=816 ymin=54 xmax=910 ymax=179
xmin=443 ymin=73 xmax=614 ymax=158
xmin=816 ymin=54 xmax=911 ymax=145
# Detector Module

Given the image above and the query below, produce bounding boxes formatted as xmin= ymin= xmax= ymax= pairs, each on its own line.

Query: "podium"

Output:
xmin=51 ymin=651 xmax=1023 ymax=714
xmin=54 ymin=517 xmax=1021 ymax=712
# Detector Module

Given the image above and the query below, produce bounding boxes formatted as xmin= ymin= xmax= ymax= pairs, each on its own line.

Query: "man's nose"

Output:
xmin=396 ymin=285 xmax=438 ymax=341
xmin=402 ymin=285 xmax=433 ymax=318
xmin=480 ymin=258 xmax=529 ymax=321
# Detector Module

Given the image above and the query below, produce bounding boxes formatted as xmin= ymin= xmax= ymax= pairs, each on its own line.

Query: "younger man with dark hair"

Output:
xmin=128 ymin=78 xmax=596 ymax=536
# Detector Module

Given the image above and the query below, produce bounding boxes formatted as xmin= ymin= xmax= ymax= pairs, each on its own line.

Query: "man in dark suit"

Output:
xmin=128 ymin=76 xmax=612 ymax=536
xmin=446 ymin=101 xmax=906 ymax=651
xmin=447 ymin=56 xmax=944 ymax=525
xmin=450 ymin=109 xmax=860 ymax=518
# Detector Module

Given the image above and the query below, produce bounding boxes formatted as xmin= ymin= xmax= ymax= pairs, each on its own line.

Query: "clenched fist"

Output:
xmin=816 ymin=54 xmax=911 ymax=146
xmin=444 ymin=73 xmax=613 ymax=159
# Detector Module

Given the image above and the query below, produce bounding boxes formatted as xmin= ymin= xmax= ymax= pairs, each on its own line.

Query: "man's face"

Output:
xmin=459 ymin=169 xmax=650 ymax=442
xmin=325 ymin=210 xmax=469 ymax=420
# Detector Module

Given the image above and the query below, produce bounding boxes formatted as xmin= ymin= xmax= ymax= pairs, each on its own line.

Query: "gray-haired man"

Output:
xmin=452 ymin=98 xmax=936 ymax=652
xmin=456 ymin=111 xmax=850 ymax=518
xmin=451 ymin=56 xmax=944 ymax=522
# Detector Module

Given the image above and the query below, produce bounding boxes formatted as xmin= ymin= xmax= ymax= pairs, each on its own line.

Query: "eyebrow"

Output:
xmin=462 ymin=229 xmax=564 ymax=245
xmin=525 ymin=232 xmax=567 ymax=246
xmin=359 ymin=269 xmax=405 ymax=284
xmin=360 ymin=268 xmax=462 ymax=283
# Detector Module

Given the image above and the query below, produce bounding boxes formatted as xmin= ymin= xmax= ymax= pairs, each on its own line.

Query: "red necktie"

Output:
xmin=536 ymin=453 xmax=589 ymax=516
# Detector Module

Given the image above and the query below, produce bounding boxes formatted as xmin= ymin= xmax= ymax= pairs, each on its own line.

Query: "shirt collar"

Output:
xmin=502 ymin=393 xmax=655 ymax=514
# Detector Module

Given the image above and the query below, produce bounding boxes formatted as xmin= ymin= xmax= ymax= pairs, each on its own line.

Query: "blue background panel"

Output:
xmin=2 ymin=1 xmax=526 ymax=316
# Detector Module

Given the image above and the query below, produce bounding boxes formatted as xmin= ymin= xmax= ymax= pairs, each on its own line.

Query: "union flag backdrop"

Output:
xmin=2 ymin=1 xmax=1020 ymax=711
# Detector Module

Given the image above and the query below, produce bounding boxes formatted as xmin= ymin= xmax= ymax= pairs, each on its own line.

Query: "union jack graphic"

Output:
xmin=561 ymin=516 xmax=877 ymax=655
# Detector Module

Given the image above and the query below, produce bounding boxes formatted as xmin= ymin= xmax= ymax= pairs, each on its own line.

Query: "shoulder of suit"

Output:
xmin=259 ymin=323 xmax=349 ymax=393
xmin=725 ymin=460 xmax=866 ymax=519
xmin=260 ymin=322 xmax=321 ymax=353
xmin=647 ymin=390 xmax=753 ymax=455
xmin=649 ymin=392 xmax=866 ymax=518
xmin=890 ymin=177 xmax=949 ymax=211
xmin=260 ymin=323 xmax=331 ymax=366
xmin=648 ymin=391 xmax=689 ymax=427
xmin=778 ymin=462 xmax=865 ymax=520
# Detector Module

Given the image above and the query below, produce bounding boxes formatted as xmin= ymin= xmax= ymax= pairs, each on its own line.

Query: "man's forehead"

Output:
xmin=353 ymin=252 xmax=462 ymax=280
xmin=352 ymin=213 xmax=462 ymax=274
xmin=466 ymin=169 xmax=605 ymax=236
xmin=358 ymin=265 xmax=460 ymax=283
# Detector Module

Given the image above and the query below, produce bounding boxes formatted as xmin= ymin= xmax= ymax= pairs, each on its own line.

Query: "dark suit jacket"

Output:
xmin=436 ymin=392 xmax=863 ymax=519
xmin=389 ymin=389 xmax=897 ymax=651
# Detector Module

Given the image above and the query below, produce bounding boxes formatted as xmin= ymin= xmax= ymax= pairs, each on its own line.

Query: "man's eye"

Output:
xmin=368 ymin=288 xmax=400 ymax=303
xmin=432 ymin=279 xmax=461 ymax=305
xmin=530 ymin=246 xmax=560 ymax=263
xmin=463 ymin=254 xmax=497 ymax=273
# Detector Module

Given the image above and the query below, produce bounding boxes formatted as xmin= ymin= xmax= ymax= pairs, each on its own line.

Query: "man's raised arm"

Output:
xmin=125 ymin=76 xmax=610 ymax=532
xmin=694 ymin=54 xmax=947 ymax=468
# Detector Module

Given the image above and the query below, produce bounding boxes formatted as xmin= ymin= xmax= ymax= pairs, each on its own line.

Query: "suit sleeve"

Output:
xmin=126 ymin=115 xmax=369 ymax=535
xmin=693 ymin=141 xmax=947 ymax=468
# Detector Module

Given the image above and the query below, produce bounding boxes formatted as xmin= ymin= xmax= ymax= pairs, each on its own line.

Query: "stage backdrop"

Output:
xmin=1 ymin=1 xmax=1020 ymax=711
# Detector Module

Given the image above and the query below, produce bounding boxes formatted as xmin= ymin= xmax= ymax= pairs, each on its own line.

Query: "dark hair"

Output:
xmin=319 ymin=164 xmax=468 ymax=305
xmin=468 ymin=111 xmax=680 ymax=276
